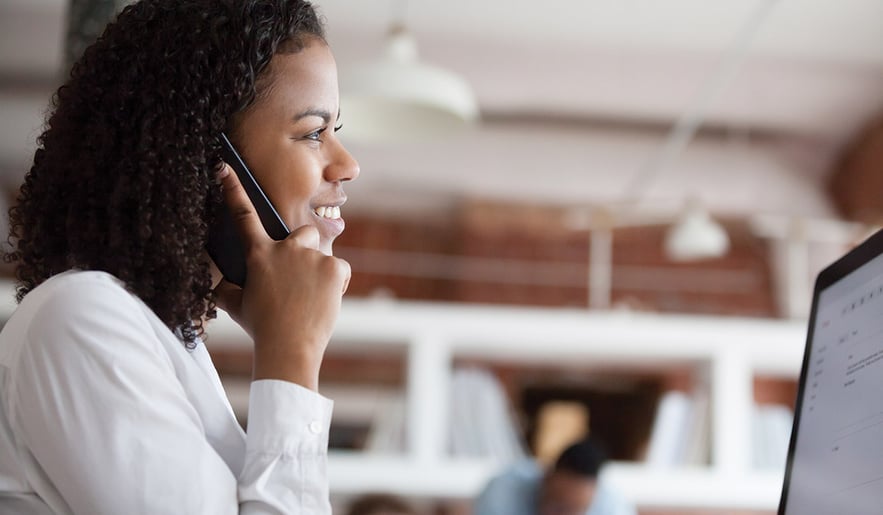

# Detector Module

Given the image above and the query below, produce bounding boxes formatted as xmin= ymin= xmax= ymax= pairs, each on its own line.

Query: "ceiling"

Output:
xmin=317 ymin=0 xmax=883 ymax=135
xmin=1 ymin=0 xmax=881 ymax=218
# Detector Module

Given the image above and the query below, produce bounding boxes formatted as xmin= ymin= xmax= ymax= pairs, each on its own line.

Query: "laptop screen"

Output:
xmin=781 ymin=238 xmax=883 ymax=515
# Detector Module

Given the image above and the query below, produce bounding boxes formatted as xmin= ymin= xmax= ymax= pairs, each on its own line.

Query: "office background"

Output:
xmin=1 ymin=1 xmax=882 ymax=513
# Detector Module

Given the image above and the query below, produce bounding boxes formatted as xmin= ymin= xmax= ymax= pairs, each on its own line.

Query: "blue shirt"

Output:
xmin=474 ymin=460 xmax=637 ymax=515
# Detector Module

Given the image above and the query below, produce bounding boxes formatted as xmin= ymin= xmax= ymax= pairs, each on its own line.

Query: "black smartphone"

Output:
xmin=206 ymin=132 xmax=290 ymax=287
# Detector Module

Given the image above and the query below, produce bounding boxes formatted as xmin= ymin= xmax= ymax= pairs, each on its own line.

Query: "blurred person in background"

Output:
xmin=474 ymin=438 xmax=636 ymax=515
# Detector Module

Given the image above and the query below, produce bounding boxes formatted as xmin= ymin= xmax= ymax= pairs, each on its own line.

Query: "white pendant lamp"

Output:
xmin=622 ymin=0 xmax=778 ymax=262
xmin=664 ymin=200 xmax=730 ymax=261
xmin=339 ymin=25 xmax=479 ymax=143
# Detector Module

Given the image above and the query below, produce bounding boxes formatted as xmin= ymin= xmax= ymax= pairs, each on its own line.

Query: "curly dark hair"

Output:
xmin=5 ymin=0 xmax=325 ymax=347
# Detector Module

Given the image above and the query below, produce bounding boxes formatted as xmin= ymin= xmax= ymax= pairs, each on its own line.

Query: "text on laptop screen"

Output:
xmin=784 ymin=251 xmax=883 ymax=515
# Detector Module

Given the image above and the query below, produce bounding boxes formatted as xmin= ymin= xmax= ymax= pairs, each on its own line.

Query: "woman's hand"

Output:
xmin=212 ymin=164 xmax=350 ymax=391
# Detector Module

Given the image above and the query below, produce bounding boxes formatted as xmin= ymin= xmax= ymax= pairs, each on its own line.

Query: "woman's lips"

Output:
xmin=312 ymin=205 xmax=345 ymax=240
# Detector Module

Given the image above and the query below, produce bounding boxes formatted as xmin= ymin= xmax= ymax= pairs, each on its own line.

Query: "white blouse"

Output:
xmin=0 ymin=270 xmax=333 ymax=514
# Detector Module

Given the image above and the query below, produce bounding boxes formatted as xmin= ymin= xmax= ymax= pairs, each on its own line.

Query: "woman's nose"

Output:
xmin=325 ymin=140 xmax=360 ymax=183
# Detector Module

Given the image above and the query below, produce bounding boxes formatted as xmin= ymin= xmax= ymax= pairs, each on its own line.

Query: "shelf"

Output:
xmin=328 ymin=453 xmax=785 ymax=510
xmin=0 ymin=280 xmax=808 ymax=375
xmin=328 ymin=453 xmax=498 ymax=499
xmin=211 ymin=297 xmax=803 ymax=509
xmin=603 ymin=464 xmax=784 ymax=510
xmin=207 ymin=297 xmax=807 ymax=375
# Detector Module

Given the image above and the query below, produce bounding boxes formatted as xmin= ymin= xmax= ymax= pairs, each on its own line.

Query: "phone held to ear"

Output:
xmin=206 ymin=132 xmax=290 ymax=287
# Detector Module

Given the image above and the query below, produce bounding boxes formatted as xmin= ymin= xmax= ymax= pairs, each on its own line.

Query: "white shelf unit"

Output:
xmin=206 ymin=297 xmax=808 ymax=511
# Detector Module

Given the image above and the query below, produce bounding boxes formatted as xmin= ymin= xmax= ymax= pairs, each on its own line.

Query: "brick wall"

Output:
xmin=336 ymin=201 xmax=778 ymax=317
xmin=829 ymin=114 xmax=883 ymax=224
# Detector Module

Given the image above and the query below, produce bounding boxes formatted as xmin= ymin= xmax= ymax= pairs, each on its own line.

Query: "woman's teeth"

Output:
xmin=315 ymin=206 xmax=341 ymax=219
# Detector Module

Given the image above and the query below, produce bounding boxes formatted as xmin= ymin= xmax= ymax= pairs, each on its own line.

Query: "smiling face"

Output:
xmin=229 ymin=38 xmax=360 ymax=256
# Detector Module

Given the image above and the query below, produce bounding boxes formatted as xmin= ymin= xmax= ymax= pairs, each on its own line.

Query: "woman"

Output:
xmin=0 ymin=0 xmax=358 ymax=513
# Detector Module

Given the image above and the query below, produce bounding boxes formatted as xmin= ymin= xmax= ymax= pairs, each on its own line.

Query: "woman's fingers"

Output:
xmin=212 ymin=278 xmax=244 ymax=322
xmin=338 ymin=258 xmax=351 ymax=294
xmin=288 ymin=225 xmax=321 ymax=251
xmin=213 ymin=164 xmax=351 ymax=387
xmin=217 ymin=162 xmax=270 ymax=252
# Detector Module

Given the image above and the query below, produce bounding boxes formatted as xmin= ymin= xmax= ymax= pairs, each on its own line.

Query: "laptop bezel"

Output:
xmin=778 ymin=228 xmax=883 ymax=513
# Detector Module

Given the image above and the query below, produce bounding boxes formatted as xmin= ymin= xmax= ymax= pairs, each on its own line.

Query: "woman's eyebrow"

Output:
xmin=292 ymin=108 xmax=341 ymax=123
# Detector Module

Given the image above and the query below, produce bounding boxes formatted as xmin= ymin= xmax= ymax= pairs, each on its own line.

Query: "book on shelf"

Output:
xmin=365 ymin=394 xmax=407 ymax=453
xmin=751 ymin=404 xmax=793 ymax=471
xmin=646 ymin=391 xmax=794 ymax=471
xmin=362 ymin=366 xmax=526 ymax=461
xmin=645 ymin=390 xmax=710 ymax=467
xmin=449 ymin=367 xmax=526 ymax=461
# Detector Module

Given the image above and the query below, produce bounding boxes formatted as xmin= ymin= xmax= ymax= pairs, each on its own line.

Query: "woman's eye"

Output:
xmin=301 ymin=123 xmax=340 ymax=143
xmin=304 ymin=127 xmax=327 ymax=141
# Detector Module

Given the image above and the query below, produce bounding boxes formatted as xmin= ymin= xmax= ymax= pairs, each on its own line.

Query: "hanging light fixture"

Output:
xmin=339 ymin=23 xmax=479 ymax=143
xmin=664 ymin=199 xmax=730 ymax=261
xmin=615 ymin=0 xmax=778 ymax=262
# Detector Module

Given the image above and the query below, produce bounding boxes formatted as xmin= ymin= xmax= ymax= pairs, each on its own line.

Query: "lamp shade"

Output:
xmin=665 ymin=202 xmax=730 ymax=261
xmin=339 ymin=28 xmax=479 ymax=143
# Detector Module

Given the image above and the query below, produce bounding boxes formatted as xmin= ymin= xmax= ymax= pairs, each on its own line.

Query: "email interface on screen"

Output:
xmin=785 ymin=252 xmax=883 ymax=515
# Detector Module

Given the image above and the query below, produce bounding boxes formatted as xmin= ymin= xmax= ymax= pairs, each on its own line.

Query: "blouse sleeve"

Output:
xmin=7 ymin=278 xmax=332 ymax=514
